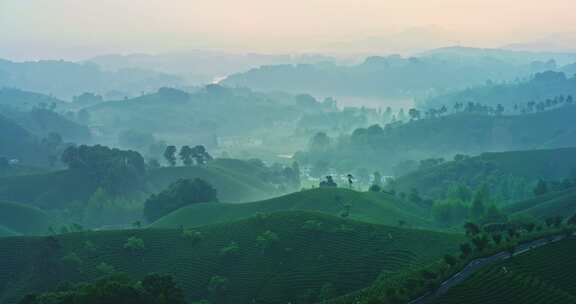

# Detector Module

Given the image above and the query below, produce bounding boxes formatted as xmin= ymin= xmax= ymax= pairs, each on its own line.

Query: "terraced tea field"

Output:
xmin=431 ymin=238 xmax=576 ymax=304
xmin=152 ymin=188 xmax=433 ymax=229
xmin=0 ymin=211 xmax=462 ymax=304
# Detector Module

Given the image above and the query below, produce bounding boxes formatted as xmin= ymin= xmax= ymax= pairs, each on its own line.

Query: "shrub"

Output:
xmin=443 ymin=254 xmax=458 ymax=267
xmin=95 ymin=262 xmax=116 ymax=276
xmin=61 ymin=252 xmax=83 ymax=269
xmin=182 ymin=229 xmax=204 ymax=243
xmin=256 ymin=230 xmax=279 ymax=249
xmin=219 ymin=241 xmax=240 ymax=257
xmin=124 ymin=236 xmax=145 ymax=252
xmin=208 ymin=276 xmax=229 ymax=295
xmin=319 ymin=282 xmax=337 ymax=301
xmin=369 ymin=184 xmax=382 ymax=192
xmin=301 ymin=220 xmax=324 ymax=232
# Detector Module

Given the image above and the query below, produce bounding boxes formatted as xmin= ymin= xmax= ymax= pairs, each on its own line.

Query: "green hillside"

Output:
xmin=504 ymin=187 xmax=576 ymax=219
xmin=0 ymin=113 xmax=51 ymax=166
xmin=0 ymin=211 xmax=463 ymax=304
xmin=0 ymin=88 xmax=66 ymax=111
xmin=0 ymin=201 xmax=55 ymax=235
xmin=0 ymin=159 xmax=277 ymax=209
xmin=85 ymin=86 xmax=308 ymax=138
xmin=297 ymin=106 xmax=576 ymax=175
xmin=147 ymin=159 xmax=279 ymax=203
xmin=152 ymin=188 xmax=433 ymax=229
xmin=0 ymin=169 xmax=98 ymax=209
xmin=392 ymin=147 xmax=576 ymax=201
xmin=0 ymin=226 xmax=16 ymax=237
xmin=423 ymin=71 xmax=576 ymax=109
xmin=431 ymin=238 xmax=576 ymax=304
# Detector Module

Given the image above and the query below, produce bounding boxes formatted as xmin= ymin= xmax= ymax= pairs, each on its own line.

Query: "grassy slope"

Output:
xmin=504 ymin=187 xmax=576 ymax=219
xmin=152 ymin=188 xmax=433 ymax=229
xmin=431 ymin=239 xmax=576 ymax=304
xmin=0 ymin=201 xmax=55 ymax=235
xmin=0 ymin=211 xmax=463 ymax=304
xmin=0 ymin=159 xmax=277 ymax=208
xmin=394 ymin=147 xmax=576 ymax=198
xmin=0 ymin=169 xmax=98 ymax=209
xmin=147 ymin=159 xmax=278 ymax=203
xmin=0 ymin=114 xmax=49 ymax=166
xmin=0 ymin=226 xmax=16 ymax=237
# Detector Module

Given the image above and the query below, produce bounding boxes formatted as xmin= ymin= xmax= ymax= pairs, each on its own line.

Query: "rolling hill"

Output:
xmin=504 ymin=187 xmax=576 ymax=219
xmin=152 ymin=188 xmax=433 ymax=229
xmin=83 ymin=85 xmax=324 ymax=142
xmin=0 ymin=201 xmax=55 ymax=235
xmin=391 ymin=147 xmax=576 ymax=201
xmin=0 ymin=211 xmax=463 ymax=304
xmin=297 ymin=105 xmax=576 ymax=176
xmin=0 ymin=159 xmax=279 ymax=209
xmin=0 ymin=59 xmax=184 ymax=100
xmin=431 ymin=238 xmax=576 ymax=304
xmin=0 ymin=226 xmax=16 ymax=237
xmin=422 ymin=71 xmax=576 ymax=109
xmin=221 ymin=52 xmax=543 ymax=102
xmin=0 ymin=113 xmax=51 ymax=166
xmin=0 ymin=106 xmax=91 ymax=143
xmin=147 ymin=158 xmax=279 ymax=203
xmin=0 ymin=88 xmax=66 ymax=111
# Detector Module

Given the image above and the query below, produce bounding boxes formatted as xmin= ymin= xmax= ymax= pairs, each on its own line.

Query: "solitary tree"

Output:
xmin=408 ymin=108 xmax=421 ymax=120
xmin=347 ymin=174 xmax=354 ymax=189
xmin=373 ymin=171 xmax=382 ymax=186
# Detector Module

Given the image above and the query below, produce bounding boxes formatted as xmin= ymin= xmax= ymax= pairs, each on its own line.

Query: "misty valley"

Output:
xmin=2 ymin=2 xmax=576 ymax=303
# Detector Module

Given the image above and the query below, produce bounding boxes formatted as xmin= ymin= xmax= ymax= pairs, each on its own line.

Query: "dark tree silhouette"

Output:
xmin=191 ymin=145 xmax=213 ymax=165
xmin=347 ymin=174 xmax=354 ymax=189
xmin=163 ymin=145 xmax=177 ymax=167
xmin=319 ymin=175 xmax=337 ymax=188
xmin=533 ymin=179 xmax=549 ymax=196
xmin=144 ymin=178 xmax=218 ymax=222
xmin=178 ymin=145 xmax=193 ymax=166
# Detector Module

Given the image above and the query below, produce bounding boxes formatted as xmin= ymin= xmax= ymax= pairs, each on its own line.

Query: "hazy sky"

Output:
xmin=2 ymin=0 xmax=576 ymax=60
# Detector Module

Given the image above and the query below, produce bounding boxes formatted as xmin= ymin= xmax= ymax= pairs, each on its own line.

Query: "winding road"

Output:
xmin=408 ymin=234 xmax=570 ymax=304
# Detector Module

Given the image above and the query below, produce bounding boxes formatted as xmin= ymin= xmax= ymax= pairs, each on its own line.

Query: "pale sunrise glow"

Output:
xmin=2 ymin=0 xmax=576 ymax=59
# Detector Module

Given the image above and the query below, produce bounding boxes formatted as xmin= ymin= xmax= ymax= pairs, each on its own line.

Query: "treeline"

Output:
xmin=423 ymin=71 xmax=576 ymax=110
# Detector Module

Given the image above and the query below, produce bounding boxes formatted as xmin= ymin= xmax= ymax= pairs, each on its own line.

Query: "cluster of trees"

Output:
xmin=533 ymin=178 xmax=576 ymax=196
xmin=423 ymin=71 xmax=576 ymax=112
xmin=319 ymin=176 xmax=338 ymax=188
xmin=247 ymin=159 xmax=301 ymax=192
xmin=144 ymin=178 xmax=218 ymax=223
xmin=163 ymin=145 xmax=212 ymax=167
xmin=381 ymin=94 xmax=573 ymax=126
xmin=61 ymin=145 xmax=146 ymax=195
xmin=20 ymin=273 xmax=186 ymax=304
xmin=72 ymin=92 xmax=104 ymax=105
xmin=445 ymin=94 xmax=574 ymax=117
xmin=457 ymin=213 xmax=576 ymax=260
xmin=67 ymin=188 xmax=143 ymax=228
xmin=432 ymin=184 xmax=506 ymax=227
